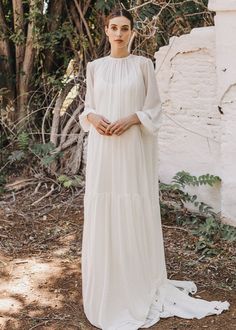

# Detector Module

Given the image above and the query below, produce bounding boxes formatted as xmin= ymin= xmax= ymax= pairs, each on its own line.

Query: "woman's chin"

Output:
xmin=111 ymin=42 xmax=127 ymax=49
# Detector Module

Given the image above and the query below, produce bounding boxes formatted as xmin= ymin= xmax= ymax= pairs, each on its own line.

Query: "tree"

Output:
xmin=0 ymin=0 xmax=44 ymax=126
xmin=0 ymin=0 xmax=213 ymax=176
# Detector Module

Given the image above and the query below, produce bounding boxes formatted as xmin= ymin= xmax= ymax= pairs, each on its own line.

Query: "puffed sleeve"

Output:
xmin=135 ymin=58 xmax=162 ymax=136
xmin=79 ymin=61 xmax=96 ymax=132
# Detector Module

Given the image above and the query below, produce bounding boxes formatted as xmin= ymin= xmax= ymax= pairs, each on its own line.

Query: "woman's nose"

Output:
xmin=116 ymin=30 xmax=122 ymax=37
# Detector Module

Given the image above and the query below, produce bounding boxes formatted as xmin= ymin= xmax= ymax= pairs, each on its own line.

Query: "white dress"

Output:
xmin=79 ymin=54 xmax=229 ymax=330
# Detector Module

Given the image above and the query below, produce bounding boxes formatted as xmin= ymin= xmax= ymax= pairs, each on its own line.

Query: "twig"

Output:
xmin=0 ymin=259 xmax=8 ymax=266
xmin=14 ymin=260 xmax=29 ymax=264
xmin=31 ymin=184 xmax=55 ymax=206
xmin=163 ymin=224 xmax=190 ymax=233
xmin=0 ymin=160 xmax=11 ymax=173
xmin=0 ymin=219 xmax=14 ymax=224
xmin=0 ymin=233 xmax=8 ymax=238
xmin=33 ymin=181 xmax=42 ymax=194
xmin=129 ymin=0 xmax=153 ymax=11
xmin=42 ymin=92 xmax=58 ymax=144
xmin=28 ymin=321 xmax=49 ymax=330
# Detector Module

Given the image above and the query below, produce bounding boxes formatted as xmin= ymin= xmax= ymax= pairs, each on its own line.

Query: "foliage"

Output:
xmin=31 ymin=142 xmax=63 ymax=166
xmin=95 ymin=0 xmax=212 ymax=50
xmin=0 ymin=0 xmax=214 ymax=175
xmin=17 ymin=131 xmax=30 ymax=151
xmin=8 ymin=150 xmax=25 ymax=163
xmin=0 ymin=1 xmax=214 ymax=115
xmin=160 ymin=171 xmax=236 ymax=257
xmin=7 ymin=132 xmax=63 ymax=168
xmin=172 ymin=171 xmax=221 ymax=188
xmin=192 ymin=216 xmax=236 ymax=256
xmin=160 ymin=171 xmax=221 ymax=216
xmin=57 ymin=174 xmax=83 ymax=188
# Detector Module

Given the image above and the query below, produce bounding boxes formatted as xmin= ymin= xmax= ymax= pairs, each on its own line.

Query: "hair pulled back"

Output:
xmin=104 ymin=7 xmax=134 ymax=30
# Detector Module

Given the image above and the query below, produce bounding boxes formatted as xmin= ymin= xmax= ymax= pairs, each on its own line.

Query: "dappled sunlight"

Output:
xmin=0 ymin=180 xmax=234 ymax=329
xmin=0 ymin=245 xmax=81 ymax=328
xmin=0 ymin=297 xmax=21 ymax=313
xmin=0 ymin=257 xmax=64 ymax=311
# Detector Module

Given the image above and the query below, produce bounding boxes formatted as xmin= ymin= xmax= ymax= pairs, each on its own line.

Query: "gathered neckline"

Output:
xmin=108 ymin=54 xmax=132 ymax=60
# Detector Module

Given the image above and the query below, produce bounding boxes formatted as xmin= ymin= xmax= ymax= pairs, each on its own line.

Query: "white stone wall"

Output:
xmin=209 ymin=0 xmax=236 ymax=225
xmin=155 ymin=27 xmax=221 ymax=213
xmin=154 ymin=0 xmax=236 ymax=226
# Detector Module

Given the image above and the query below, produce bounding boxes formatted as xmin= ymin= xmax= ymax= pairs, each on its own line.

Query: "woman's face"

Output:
xmin=105 ymin=16 xmax=133 ymax=50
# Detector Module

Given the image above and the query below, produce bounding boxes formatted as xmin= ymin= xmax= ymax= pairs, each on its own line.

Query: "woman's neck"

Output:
xmin=109 ymin=49 xmax=130 ymax=58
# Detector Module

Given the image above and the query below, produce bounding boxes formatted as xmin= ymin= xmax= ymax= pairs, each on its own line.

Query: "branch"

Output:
xmin=73 ymin=0 xmax=97 ymax=58
xmin=60 ymin=103 xmax=83 ymax=145
xmin=128 ymin=0 xmax=153 ymax=11
xmin=44 ymin=0 xmax=63 ymax=73
xmin=66 ymin=1 xmax=83 ymax=62
xmin=50 ymin=80 xmax=76 ymax=146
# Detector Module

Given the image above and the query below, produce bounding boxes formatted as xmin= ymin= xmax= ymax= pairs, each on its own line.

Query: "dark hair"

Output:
xmin=104 ymin=7 xmax=134 ymax=30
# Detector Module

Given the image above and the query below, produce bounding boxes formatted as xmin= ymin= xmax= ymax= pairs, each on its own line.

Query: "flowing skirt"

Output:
xmin=82 ymin=125 xmax=229 ymax=330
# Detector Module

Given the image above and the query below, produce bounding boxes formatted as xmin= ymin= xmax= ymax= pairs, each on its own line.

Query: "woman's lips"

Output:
xmin=115 ymin=40 xmax=123 ymax=42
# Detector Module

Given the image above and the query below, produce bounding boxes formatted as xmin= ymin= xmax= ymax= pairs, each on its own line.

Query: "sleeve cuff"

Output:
xmin=79 ymin=108 xmax=96 ymax=132
xmin=135 ymin=110 xmax=160 ymax=136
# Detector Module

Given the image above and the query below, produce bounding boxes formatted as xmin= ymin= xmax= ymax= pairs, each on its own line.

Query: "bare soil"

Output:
xmin=0 ymin=183 xmax=235 ymax=330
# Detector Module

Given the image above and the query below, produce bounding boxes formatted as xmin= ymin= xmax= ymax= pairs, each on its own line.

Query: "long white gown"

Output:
xmin=79 ymin=54 xmax=229 ymax=330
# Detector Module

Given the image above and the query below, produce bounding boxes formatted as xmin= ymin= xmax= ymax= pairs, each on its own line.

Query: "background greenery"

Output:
xmin=2 ymin=1 xmax=236 ymax=259
xmin=0 ymin=0 xmax=213 ymax=176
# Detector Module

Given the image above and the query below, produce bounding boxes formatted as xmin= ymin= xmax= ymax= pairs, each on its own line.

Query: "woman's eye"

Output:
xmin=110 ymin=27 xmax=129 ymax=31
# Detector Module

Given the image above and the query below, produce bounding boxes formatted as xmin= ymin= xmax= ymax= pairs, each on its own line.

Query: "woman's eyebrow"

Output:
xmin=110 ymin=24 xmax=129 ymax=27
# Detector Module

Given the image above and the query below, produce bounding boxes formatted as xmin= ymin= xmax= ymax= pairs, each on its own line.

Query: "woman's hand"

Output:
xmin=87 ymin=113 xmax=112 ymax=136
xmin=105 ymin=114 xmax=141 ymax=136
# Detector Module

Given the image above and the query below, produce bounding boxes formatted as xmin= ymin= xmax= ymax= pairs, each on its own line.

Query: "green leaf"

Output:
xmin=58 ymin=175 xmax=69 ymax=183
xmin=8 ymin=150 xmax=25 ymax=162
xmin=64 ymin=180 xmax=72 ymax=188
xmin=31 ymin=142 xmax=56 ymax=156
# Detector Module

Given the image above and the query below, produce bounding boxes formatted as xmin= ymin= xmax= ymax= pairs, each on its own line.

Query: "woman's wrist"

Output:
xmin=129 ymin=113 xmax=141 ymax=125
xmin=87 ymin=113 xmax=94 ymax=122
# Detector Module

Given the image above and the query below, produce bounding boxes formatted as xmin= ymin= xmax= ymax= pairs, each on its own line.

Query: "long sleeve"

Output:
xmin=79 ymin=61 xmax=96 ymax=132
xmin=135 ymin=58 xmax=162 ymax=136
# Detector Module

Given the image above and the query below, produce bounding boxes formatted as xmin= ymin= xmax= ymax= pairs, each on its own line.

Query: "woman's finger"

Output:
xmin=100 ymin=119 xmax=112 ymax=129
xmin=114 ymin=123 xmax=130 ymax=135
xmin=103 ymin=117 xmax=111 ymax=124
xmin=97 ymin=125 xmax=112 ymax=136
xmin=110 ymin=123 xmax=120 ymax=134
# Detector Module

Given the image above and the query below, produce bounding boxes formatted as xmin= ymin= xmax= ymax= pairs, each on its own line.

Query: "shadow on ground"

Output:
xmin=0 ymin=186 xmax=235 ymax=329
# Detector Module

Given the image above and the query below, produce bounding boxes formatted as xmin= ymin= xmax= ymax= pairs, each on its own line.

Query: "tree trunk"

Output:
xmin=17 ymin=0 xmax=43 ymax=129
xmin=0 ymin=0 xmax=15 ymax=119
xmin=12 ymin=0 xmax=25 ymax=114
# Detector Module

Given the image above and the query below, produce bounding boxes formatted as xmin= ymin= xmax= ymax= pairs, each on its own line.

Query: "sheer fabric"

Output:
xmin=79 ymin=54 xmax=229 ymax=330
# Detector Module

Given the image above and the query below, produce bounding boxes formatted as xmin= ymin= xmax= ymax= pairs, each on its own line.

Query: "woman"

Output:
xmin=79 ymin=7 xmax=229 ymax=330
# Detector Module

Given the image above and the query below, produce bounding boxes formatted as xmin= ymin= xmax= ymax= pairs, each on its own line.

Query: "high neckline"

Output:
xmin=108 ymin=54 xmax=132 ymax=60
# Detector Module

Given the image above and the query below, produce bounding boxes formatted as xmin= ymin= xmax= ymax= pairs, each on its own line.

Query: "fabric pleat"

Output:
xmin=79 ymin=54 xmax=229 ymax=330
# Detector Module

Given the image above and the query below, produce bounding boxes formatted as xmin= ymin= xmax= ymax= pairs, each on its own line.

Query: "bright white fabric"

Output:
xmin=79 ymin=54 xmax=230 ymax=330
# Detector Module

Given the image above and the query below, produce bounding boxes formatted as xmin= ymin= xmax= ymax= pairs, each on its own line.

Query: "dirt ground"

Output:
xmin=0 ymin=183 xmax=235 ymax=330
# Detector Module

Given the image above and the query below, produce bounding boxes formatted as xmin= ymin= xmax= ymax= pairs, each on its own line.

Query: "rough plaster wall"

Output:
xmin=155 ymin=27 xmax=221 ymax=211
xmin=221 ymin=84 xmax=236 ymax=224
xmin=212 ymin=9 xmax=236 ymax=225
